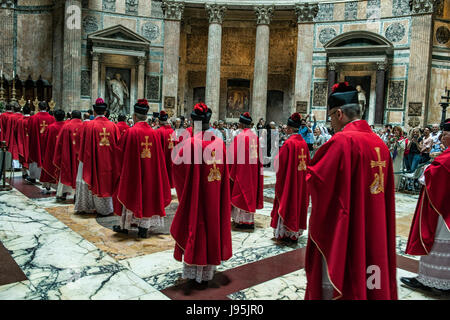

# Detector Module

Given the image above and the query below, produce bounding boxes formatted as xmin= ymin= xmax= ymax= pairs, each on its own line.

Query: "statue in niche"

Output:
xmin=356 ymin=85 xmax=367 ymax=120
xmin=106 ymin=73 xmax=129 ymax=115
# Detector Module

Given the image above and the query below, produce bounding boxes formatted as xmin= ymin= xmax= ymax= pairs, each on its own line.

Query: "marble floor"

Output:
xmin=0 ymin=170 xmax=447 ymax=300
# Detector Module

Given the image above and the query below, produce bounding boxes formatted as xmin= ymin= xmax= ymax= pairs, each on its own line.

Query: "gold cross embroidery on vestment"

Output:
xmin=207 ymin=150 xmax=222 ymax=182
xmin=298 ymin=148 xmax=307 ymax=171
xmin=40 ymin=121 xmax=48 ymax=134
xmin=141 ymin=136 xmax=152 ymax=159
xmin=370 ymin=147 xmax=386 ymax=194
xmin=99 ymin=128 xmax=110 ymax=147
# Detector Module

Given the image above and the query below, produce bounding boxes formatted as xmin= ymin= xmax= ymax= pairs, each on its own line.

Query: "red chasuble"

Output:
xmin=405 ymin=148 xmax=450 ymax=255
xmin=113 ymin=121 xmax=172 ymax=219
xmin=53 ymin=118 xmax=83 ymax=189
xmin=116 ymin=121 xmax=130 ymax=137
xmin=305 ymin=120 xmax=397 ymax=300
xmin=40 ymin=121 xmax=66 ymax=184
xmin=0 ymin=111 xmax=14 ymax=142
xmin=28 ymin=112 xmax=55 ymax=167
xmin=228 ymin=128 xmax=264 ymax=213
xmin=5 ymin=113 xmax=22 ymax=160
xmin=157 ymin=124 xmax=176 ymax=188
xmin=17 ymin=115 xmax=31 ymax=168
xmin=170 ymin=132 xmax=232 ymax=266
xmin=270 ymin=134 xmax=310 ymax=234
xmin=78 ymin=116 xmax=120 ymax=197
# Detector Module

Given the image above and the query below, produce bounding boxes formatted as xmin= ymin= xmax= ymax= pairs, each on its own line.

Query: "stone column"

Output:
xmin=327 ymin=62 xmax=338 ymax=97
xmin=251 ymin=6 xmax=274 ymax=122
xmin=91 ymin=52 xmax=100 ymax=102
xmin=137 ymin=56 xmax=146 ymax=99
xmin=62 ymin=0 xmax=82 ymax=111
xmin=205 ymin=4 xmax=226 ymax=123
xmin=375 ymin=61 xmax=388 ymax=125
xmin=293 ymin=3 xmax=319 ymax=115
xmin=161 ymin=1 xmax=184 ymax=110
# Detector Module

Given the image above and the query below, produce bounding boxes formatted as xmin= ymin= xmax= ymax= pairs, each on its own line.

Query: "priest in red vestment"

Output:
xmin=17 ymin=105 xmax=31 ymax=178
xmin=305 ymin=82 xmax=397 ymax=300
xmin=401 ymin=120 xmax=450 ymax=293
xmin=157 ymin=110 xmax=175 ymax=188
xmin=116 ymin=114 xmax=130 ymax=137
xmin=228 ymin=112 xmax=264 ymax=230
xmin=270 ymin=112 xmax=310 ymax=242
xmin=26 ymin=101 xmax=55 ymax=184
xmin=0 ymin=103 xmax=15 ymax=172
xmin=40 ymin=109 xmax=66 ymax=193
xmin=75 ymin=98 xmax=120 ymax=217
xmin=112 ymin=99 xmax=172 ymax=238
xmin=170 ymin=103 xmax=232 ymax=286
xmin=6 ymin=103 xmax=23 ymax=164
xmin=53 ymin=110 xmax=83 ymax=202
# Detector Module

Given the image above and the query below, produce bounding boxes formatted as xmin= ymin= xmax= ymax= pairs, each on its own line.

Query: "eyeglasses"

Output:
xmin=327 ymin=110 xmax=338 ymax=121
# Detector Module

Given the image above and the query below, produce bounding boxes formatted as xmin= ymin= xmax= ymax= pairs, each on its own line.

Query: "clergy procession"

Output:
xmin=0 ymin=82 xmax=449 ymax=301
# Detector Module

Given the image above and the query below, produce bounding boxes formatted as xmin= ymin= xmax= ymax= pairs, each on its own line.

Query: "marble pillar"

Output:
xmin=327 ymin=62 xmax=338 ymax=99
xmin=375 ymin=62 xmax=388 ymax=125
xmin=161 ymin=1 xmax=184 ymax=111
xmin=91 ymin=52 xmax=100 ymax=101
xmin=251 ymin=6 xmax=274 ymax=122
xmin=62 ymin=0 xmax=82 ymax=111
xmin=293 ymin=3 xmax=319 ymax=115
xmin=137 ymin=56 xmax=146 ymax=99
xmin=205 ymin=4 xmax=226 ymax=123
xmin=52 ymin=1 xmax=64 ymax=108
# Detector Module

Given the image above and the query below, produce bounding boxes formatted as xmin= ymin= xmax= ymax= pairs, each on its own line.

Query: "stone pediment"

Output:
xmin=88 ymin=25 xmax=150 ymax=51
xmin=325 ymin=31 xmax=393 ymax=57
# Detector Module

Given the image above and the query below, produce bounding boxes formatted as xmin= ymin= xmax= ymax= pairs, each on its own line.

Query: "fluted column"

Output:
xmin=293 ymin=3 xmax=319 ymax=115
xmin=62 ymin=0 xmax=82 ymax=111
xmin=91 ymin=52 xmax=100 ymax=102
xmin=251 ymin=6 xmax=274 ymax=122
xmin=205 ymin=4 xmax=226 ymax=123
xmin=162 ymin=0 xmax=184 ymax=110
xmin=137 ymin=56 xmax=146 ymax=99
xmin=375 ymin=61 xmax=388 ymax=125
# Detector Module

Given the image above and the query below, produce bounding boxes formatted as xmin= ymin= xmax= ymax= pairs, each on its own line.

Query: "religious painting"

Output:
xmin=296 ymin=101 xmax=308 ymax=114
xmin=105 ymin=67 xmax=131 ymax=115
xmin=408 ymin=102 xmax=422 ymax=116
xmin=226 ymin=79 xmax=250 ymax=119
xmin=164 ymin=96 xmax=175 ymax=117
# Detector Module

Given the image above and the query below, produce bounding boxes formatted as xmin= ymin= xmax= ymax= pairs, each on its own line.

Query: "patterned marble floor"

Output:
xmin=0 ymin=170 xmax=446 ymax=300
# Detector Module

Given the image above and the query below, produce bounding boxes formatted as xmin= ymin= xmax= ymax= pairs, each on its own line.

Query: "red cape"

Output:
xmin=405 ymin=148 xmax=450 ymax=255
xmin=53 ymin=119 xmax=83 ymax=189
xmin=113 ymin=122 xmax=172 ymax=218
xmin=28 ymin=112 xmax=56 ymax=166
xmin=157 ymin=124 xmax=176 ymax=188
xmin=228 ymin=128 xmax=264 ymax=213
xmin=270 ymin=134 xmax=310 ymax=233
xmin=116 ymin=121 xmax=130 ymax=136
xmin=78 ymin=116 xmax=120 ymax=197
xmin=17 ymin=115 xmax=31 ymax=168
xmin=40 ymin=121 xmax=66 ymax=184
xmin=170 ymin=131 xmax=232 ymax=266
xmin=305 ymin=120 xmax=397 ymax=300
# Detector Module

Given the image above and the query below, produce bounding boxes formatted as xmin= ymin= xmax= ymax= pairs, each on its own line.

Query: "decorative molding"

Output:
xmin=83 ymin=15 xmax=99 ymax=34
xmin=344 ymin=1 xmax=358 ymax=20
xmin=392 ymin=0 xmax=410 ymax=16
xmin=328 ymin=62 xmax=338 ymax=71
xmin=141 ymin=22 xmax=160 ymax=41
xmin=147 ymin=76 xmax=160 ymax=102
xmin=296 ymin=101 xmax=308 ymax=114
xmin=319 ymin=28 xmax=337 ymax=45
xmin=161 ymin=1 xmax=185 ymax=21
xmin=408 ymin=102 xmax=422 ymax=116
xmin=410 ymin=0 xmax=434 ymax=14
xmin=385 ymin=23 xmax=406 ymax=42
xmin=102 ymin=0 xmax=116 ymax=12
xmin=387 ymin=81 xmax=405 ymax=109
xmin=81 ymin=70 xmax=91 ymax=97
xmin=125 ymin=0 xmax=138 ymax=15
xmin=434 ymin=0 xmax=444 ymax=17
xmin=377 ymin=61 xmax=389 ymax=71
xmin=367 ymin=0 xmax=381 ymax=20
xmin=408 ymin=116 xmax=421 ymax=127
xmin=314 ymin=3 xmax=334 ymax=22
xmin=254 ymin=6 xmax=274 ymax=25
xmin=436 ymin=26 xmax=450 ymax=44
xmin=0 ymin=0 xmax=16 ymax=9
xmin=294 ymin=3 xmax=319 ymax=23
xmin=137 ymin=56 xmax=146 ymax=65
xmin=205 ymin=4 xmax=227 ymax=24
xmin=313 ymin=82 xmax=328 ymax=107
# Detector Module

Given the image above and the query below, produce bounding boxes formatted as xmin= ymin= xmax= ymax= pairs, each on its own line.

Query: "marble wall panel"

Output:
xmin=383 ymin=19 xmax=409 ymax=46
xmin=391 ymin=65 xmax=407 ymax=78
xmin=315 ymin=25 xmax=339 ymax=50
xmin=427 ymin=65 xmax=450 ymax=125
xmin=433 ymin=21 xmax=450 ymax=49
xmin=103 ymin=15 xmax=136 ymax=32
xmin=314 ymin=67 xmax=327 ymax=79
xmin=141 ymin=20 xmax=163 ymax=46
xmin=342 ymin=21 xmax=381 ymax=34
xmin=18 ymin=0 xmax=53 ymax=5
xmin=388 ymin=111 xmax=403 ymax=123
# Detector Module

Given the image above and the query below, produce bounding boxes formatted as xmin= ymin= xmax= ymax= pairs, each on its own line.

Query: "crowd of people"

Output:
xmin=0 ymin=80 xmax=448 ymax=299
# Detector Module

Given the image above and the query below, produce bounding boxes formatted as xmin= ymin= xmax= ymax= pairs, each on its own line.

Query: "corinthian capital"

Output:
xmin=295 ymin=3 xmax=319 ymax=23
xmin=410 ymin=0 xmax=434 ymax=14
xmin=254 ymin=6 xmax=274 ymax=25
xmin=377 ymin=61 xmax=389 ymax=71
xmin=205 ymin=4 xmax=227 ymax=24
xmin=161 ymin=1 xmax=185 ymax=21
